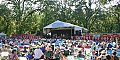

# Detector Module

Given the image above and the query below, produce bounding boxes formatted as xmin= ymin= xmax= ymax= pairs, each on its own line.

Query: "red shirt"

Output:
xmin=85 ymin=45 xmax=90 ymax=48
xmin=78 ymin=45 xmax=84 ymax=50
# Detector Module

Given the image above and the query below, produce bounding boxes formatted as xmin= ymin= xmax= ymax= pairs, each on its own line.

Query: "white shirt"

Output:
xmin=1 ymin=52 xmax=9 ymax=57
xmin=88 ymin=55 xmax=96 ymax=60
xmin=19 ymin=57 xmax=27 ymax=60
xmin=34 ymin=49 xmax=43 ymax=59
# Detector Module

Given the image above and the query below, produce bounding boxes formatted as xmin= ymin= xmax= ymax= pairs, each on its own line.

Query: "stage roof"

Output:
xmin=0 ymin=32 xmax=6 ymax=36
xmin=44 ymin=20 xmax=82 ymax=29
xmin=43 ymin=20 xmax=88 ymax=34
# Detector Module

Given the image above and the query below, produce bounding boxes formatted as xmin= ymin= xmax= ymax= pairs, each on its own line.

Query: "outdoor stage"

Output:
xmin=43 ymin=20 xmax=87 ymax=39
xmin=51 ymin=28 xmax=74 ymax=39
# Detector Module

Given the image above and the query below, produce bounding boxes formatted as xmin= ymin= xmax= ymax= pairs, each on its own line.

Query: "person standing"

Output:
xmin=34 ymin=46 xmax=44 ymax=60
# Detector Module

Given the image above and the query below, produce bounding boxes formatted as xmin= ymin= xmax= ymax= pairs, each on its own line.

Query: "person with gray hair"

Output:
xmin=34 ymin=46 xmax=43 ymax=60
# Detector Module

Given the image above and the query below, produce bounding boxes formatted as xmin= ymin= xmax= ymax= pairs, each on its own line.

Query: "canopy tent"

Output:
xmin=43 ymin=20 xmax=88 ymax=35
xmin=44 ymin=20 xmax=82 ymax=29
xmin=0 ymin=32 xmax=6 ymax=36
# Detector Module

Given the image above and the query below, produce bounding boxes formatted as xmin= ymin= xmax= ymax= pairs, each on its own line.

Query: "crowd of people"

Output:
xmin=0 ymin=37 xmax=120 ymax=60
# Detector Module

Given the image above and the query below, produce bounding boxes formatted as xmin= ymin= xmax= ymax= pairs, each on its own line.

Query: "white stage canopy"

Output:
xmin=0 ymin=32 xmax=6 ymax=36
xmin=43 ymin=20 xmax=88 ymax=34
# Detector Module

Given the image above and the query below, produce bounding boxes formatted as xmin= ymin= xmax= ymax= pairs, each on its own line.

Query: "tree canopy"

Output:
xmin=0 ymin=0 xmax=120 ymax=36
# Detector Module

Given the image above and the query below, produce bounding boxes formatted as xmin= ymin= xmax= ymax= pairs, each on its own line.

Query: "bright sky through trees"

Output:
xmin=0 ymin=0 xmax=120 ymax=35
xmin=0 ymin=0 xmax=119 ymax=9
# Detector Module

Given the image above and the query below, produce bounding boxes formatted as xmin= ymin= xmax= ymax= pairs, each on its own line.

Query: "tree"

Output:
xmin=0 ymin=4 xmax=15 ymax=35
xmin=0 ymin=0 xmax=120 ymax=36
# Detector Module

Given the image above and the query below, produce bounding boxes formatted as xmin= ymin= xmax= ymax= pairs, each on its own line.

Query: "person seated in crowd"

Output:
xmin=27 ymin=49 xmax=34 ymax=60
xmin=112 ymin=51 xmax=119 ymax=60
xmin=54 ymin=49 xmax=60 ymax=60
xmin=9 ymin=41 xmax=13 ymax=47
xmin=13 ymin=45 xmax=18 ymax=50
xmin=117 ymin=46 xmax=120 ymax=57
xmin=88 ymin=50 xmax=97 ymax=60
xmin=17 ymin=48 xmax=22 ymax=57
xmin=77 ymin=51 xmax=85 ymax=58
xmin=40 ymin=44 xmax=46 ymax=53
xmin=107 ymin=43 xmax=113 ymax=49
xmin=34 ymin=46 xmax=44 ymax=60
xmin=63 ymin=47 xmax=69 ymax=56
xmin=78 ymin=44 xmax=84 ymax=50
xmin=0 ymin=47 xmax=9 ymax=60
xmin=23 ymin=46 xmax=27 ymax=53
xmin=85 ymin=44 xmax=90 ymax=48
xmin=106 ymin=54 xmax=111 ymax=60
xmin=99 ymin=46 xmax=105 ymax=55
xmin=9 ymin=49 xmax=19 ymax=60
xmin=1 ymin=45 xmax=5 ymax=52
xmin=45 ymin=46 xmax=53 ymax=60
xmin=60 ymin=51 xmax=69 ymax=60
xmin=97 ymin=49 xmax=116 ymax=60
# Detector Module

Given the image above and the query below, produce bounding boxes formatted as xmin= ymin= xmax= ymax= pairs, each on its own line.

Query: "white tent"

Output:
xmin=43 ymin=20 xmax=88 ymax=34
xmin=0 ymin=32 xmax=6 ymax=36
xmin=44 ymin=20 xmax=82 ymax=29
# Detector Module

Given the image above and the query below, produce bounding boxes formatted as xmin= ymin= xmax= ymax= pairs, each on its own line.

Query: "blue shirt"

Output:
xmin=18 ymin=43 xmax=21 ymax=46
xmin=0 ymin=43 xmax=2 ymax=47
xmin=38 ymin=39 xmax=40 ymax=42
xmin=55 ymin=41 xmax=59 ymax=46
xmin=117 ymin=50 xmax=120 ymax=57
xmin=40 ymin=47 xmax=45 ymax=53
xmin=107 ymin=49 xmax=112 ymax=55
xmin=108 ymin=44 xmax=113 ymax=48
xmin=27 ymin=53 xmax=33 ymax=59
xmin=77 ymin=54 xmax=85 ymax=58
xmin=52 ymin=40 xmax=56 ymax=43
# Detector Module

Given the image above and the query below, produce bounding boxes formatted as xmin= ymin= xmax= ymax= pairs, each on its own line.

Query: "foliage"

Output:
xmin=0 ymin=0 xmax=119 ymax=36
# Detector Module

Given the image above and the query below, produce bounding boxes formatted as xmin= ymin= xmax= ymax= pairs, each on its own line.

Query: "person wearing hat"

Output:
xmin=34 ymin=46 xmax=43 ymax=60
